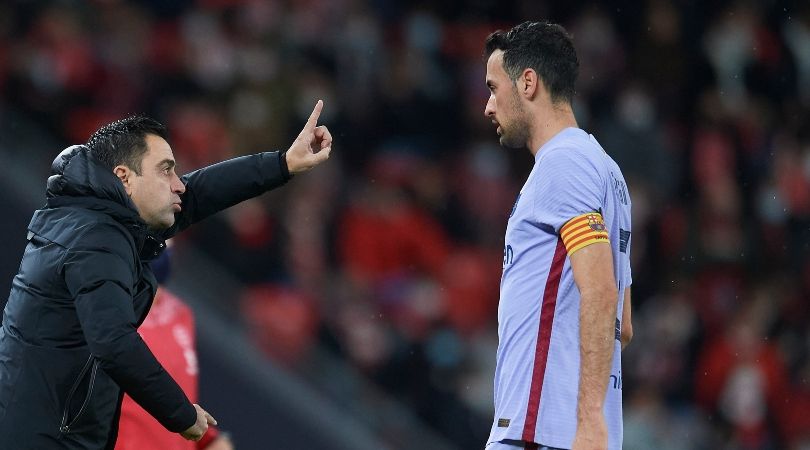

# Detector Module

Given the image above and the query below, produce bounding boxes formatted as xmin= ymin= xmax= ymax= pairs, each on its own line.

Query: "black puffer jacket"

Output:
xmin=0 ymin=145 xmax=289 ymax=449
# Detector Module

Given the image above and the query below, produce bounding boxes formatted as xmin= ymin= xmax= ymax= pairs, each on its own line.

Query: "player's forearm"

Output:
xmin=576 ymin=287 xmax=617 ymax=423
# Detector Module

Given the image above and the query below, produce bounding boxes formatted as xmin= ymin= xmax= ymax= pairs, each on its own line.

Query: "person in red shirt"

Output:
xmin=694 ymin=300 xmax=790 ymax=448
xmin=116 ymin=249 xmax=233 ymax=450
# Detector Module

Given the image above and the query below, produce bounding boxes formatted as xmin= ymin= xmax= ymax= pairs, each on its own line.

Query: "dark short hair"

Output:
xmin=485 ymin=21 xmax=579 ymax=104
xmin=86 ymin=116 xmax=168 ymax=175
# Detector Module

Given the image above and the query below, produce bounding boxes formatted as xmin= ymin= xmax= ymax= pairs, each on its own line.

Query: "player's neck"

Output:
xmin=528 ymin=104 xmax=578 ymax=156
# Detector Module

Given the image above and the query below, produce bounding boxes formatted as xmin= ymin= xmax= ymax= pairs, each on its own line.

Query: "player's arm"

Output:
xmin=167 ymin=101 xmax=331 ymax=235
xmin=533 ymin=150 xmax=618 ymax=448
xmin=569 ymin=241 xmax=617 ymax=450
xmin=621 ymin=288 xmax=632 ymax=350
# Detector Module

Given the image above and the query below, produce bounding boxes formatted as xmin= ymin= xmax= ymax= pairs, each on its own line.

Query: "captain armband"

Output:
xmin=560 ymin=212 xmax=610 ymax=255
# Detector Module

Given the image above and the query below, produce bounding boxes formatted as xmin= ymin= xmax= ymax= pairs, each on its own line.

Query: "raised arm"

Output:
xmin=167 ymin=100 xmax=332 ymax=235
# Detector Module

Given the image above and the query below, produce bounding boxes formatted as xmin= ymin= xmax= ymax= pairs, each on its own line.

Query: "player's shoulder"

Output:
xmin=536 ymin=144 xmax=605 ymax=181
xmin=30 ymin=205 xmax=129 ymax=247
xmin=51 ymin=220 xmax=141 ymax=278
xmin=539 ymin=128 xmax=604 ymax=161
xmin=71 ymin=220 xmax=134 ymax=252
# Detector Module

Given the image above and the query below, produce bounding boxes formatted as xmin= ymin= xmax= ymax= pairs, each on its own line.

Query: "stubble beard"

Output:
xmin=498 ymin=91 xmax=530 ymax=150
xmin=498 ymin=116 xmax=530 ymax=150
xmin=145 ymin=208 xmax=175 ymax=231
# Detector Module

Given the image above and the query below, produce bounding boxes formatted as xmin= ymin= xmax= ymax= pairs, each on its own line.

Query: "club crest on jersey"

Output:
xmin=561 ymin=212 xmax=610 ymax=255
xmin=586 ymin=213 xmax=606 ymax=232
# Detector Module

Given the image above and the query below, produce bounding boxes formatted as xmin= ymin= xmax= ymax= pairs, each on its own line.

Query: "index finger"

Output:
xmin=204 ymin=411 xmax=218 ymax=426
xmin=304 ymin=100 xmax=324 ymax=131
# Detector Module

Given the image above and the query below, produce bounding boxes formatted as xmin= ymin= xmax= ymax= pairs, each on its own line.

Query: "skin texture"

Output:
xmin=115 ymin=134 xmax=185 ymax=230
xmin=283 ymin=100 xmax=333 ymax=174
xmin=485 ymin=50 xmax=577 ymax=156
xmin=570 ymin=242 xmax=618 ymax=450
xmin=485 ymin=49 xmax=626 ymax=450
xmin=484 ymin=52 xmax=531 ymax=150
xmin=180 ymin=404 xmax=217 ymax=442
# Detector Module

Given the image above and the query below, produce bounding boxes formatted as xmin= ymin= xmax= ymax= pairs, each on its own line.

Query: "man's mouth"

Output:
xmin=172 ymin=203 xmax=182 ymax=212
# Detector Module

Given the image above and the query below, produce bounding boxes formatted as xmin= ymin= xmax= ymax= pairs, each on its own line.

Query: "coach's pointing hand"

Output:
xmin=284 ymin=100 xmax=332 ymax=174
xmin=180 ymin=404 xmax=217 ymax=442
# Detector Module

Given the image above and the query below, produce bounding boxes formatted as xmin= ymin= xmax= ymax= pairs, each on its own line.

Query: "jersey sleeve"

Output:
xmin=532 ymin=147 xmax=608 ymax=255
xmin=623 ymin=232 xmax=633 ymax=287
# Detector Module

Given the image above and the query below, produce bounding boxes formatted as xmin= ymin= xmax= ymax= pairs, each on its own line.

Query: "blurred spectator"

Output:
xmin=117 ymin=249 xmax=233 ymax=450
xmin=240 ymin=284 xmax=319 ymax=366
xmin=694 ymin=298 xmax=790 ymax=449
xmin=337 ymin=151 xmax=450 ymax=284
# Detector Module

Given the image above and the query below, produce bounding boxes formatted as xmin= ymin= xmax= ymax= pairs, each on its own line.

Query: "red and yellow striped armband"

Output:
xmin=560 ymin=212 xmax=610 ymax=255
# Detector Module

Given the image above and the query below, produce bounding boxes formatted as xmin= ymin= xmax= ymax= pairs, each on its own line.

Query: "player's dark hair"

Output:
xmin=86 ymin=116 xmax=168 ymax=175
xmin=485 ymin=21 xmax=579 ymax=104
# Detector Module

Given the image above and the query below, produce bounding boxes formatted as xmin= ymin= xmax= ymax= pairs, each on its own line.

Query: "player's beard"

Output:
xmin=498 ymin=89 xmax=530 ymax=150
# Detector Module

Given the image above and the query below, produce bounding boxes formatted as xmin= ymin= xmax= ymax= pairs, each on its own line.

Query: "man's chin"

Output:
xmin=161 ymin=217 xmax=177 ymax=229
xmin=146 ymin=217 xmax=175 ymax=231
xmin=499 ymin=136 xmax=524 ymax=150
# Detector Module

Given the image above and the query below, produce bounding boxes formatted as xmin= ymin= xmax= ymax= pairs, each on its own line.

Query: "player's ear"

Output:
xmin=520 ymin=68 xmax=538 ymax=99
xmin=114 ymin=165 xmax=133 ymax=195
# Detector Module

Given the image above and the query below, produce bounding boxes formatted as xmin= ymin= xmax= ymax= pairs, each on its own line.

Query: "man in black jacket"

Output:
xmin=0 ymin=100 xmax=332 ymax=449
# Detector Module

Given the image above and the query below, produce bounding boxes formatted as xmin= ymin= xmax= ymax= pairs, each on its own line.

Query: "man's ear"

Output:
xmin=114 ymin=165 xmax=133 ymax=195
xmin=520 ymin=68 xmax=539 ymax=99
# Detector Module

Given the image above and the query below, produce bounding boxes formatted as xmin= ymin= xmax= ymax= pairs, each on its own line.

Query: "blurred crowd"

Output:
xmin=1 ymin=0 xmax=809 ymax=448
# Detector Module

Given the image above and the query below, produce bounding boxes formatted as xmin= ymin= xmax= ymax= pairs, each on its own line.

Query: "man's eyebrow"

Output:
xmin=157 ymin=159 xmax=176 ymax=169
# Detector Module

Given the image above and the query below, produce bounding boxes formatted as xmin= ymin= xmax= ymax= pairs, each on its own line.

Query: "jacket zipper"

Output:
xmin=59 ymin=356 xmax=100 ymax=434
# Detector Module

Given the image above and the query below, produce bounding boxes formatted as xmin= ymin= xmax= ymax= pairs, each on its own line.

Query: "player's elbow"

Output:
xmin=621 ymin=321 xmax=633 ymax=349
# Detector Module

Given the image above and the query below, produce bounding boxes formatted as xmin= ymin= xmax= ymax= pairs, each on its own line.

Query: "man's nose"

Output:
xmin=484 ymin=96 xmax=495 ymax=117
xmin=172 ymin=174 xmax=186 ymax=194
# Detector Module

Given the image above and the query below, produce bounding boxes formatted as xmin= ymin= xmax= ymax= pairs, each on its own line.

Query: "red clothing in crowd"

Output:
xmin=338 ymin=201 xmax=449 ymax=282
xmin=116 ymin=289 xmax=219 ymax=450
xmin=694 ymin=320 xmax=791 ymax=447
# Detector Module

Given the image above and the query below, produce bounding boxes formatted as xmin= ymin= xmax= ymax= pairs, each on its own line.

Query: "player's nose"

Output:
xmin=171 ymin=173 xmax=186 ymax=194
xmin=484 ymin=95 xmax=496 ymax=117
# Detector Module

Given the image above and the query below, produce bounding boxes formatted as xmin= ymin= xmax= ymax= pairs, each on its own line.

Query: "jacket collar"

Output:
xmin=44 ymin=145 xmax=167 ymax=261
